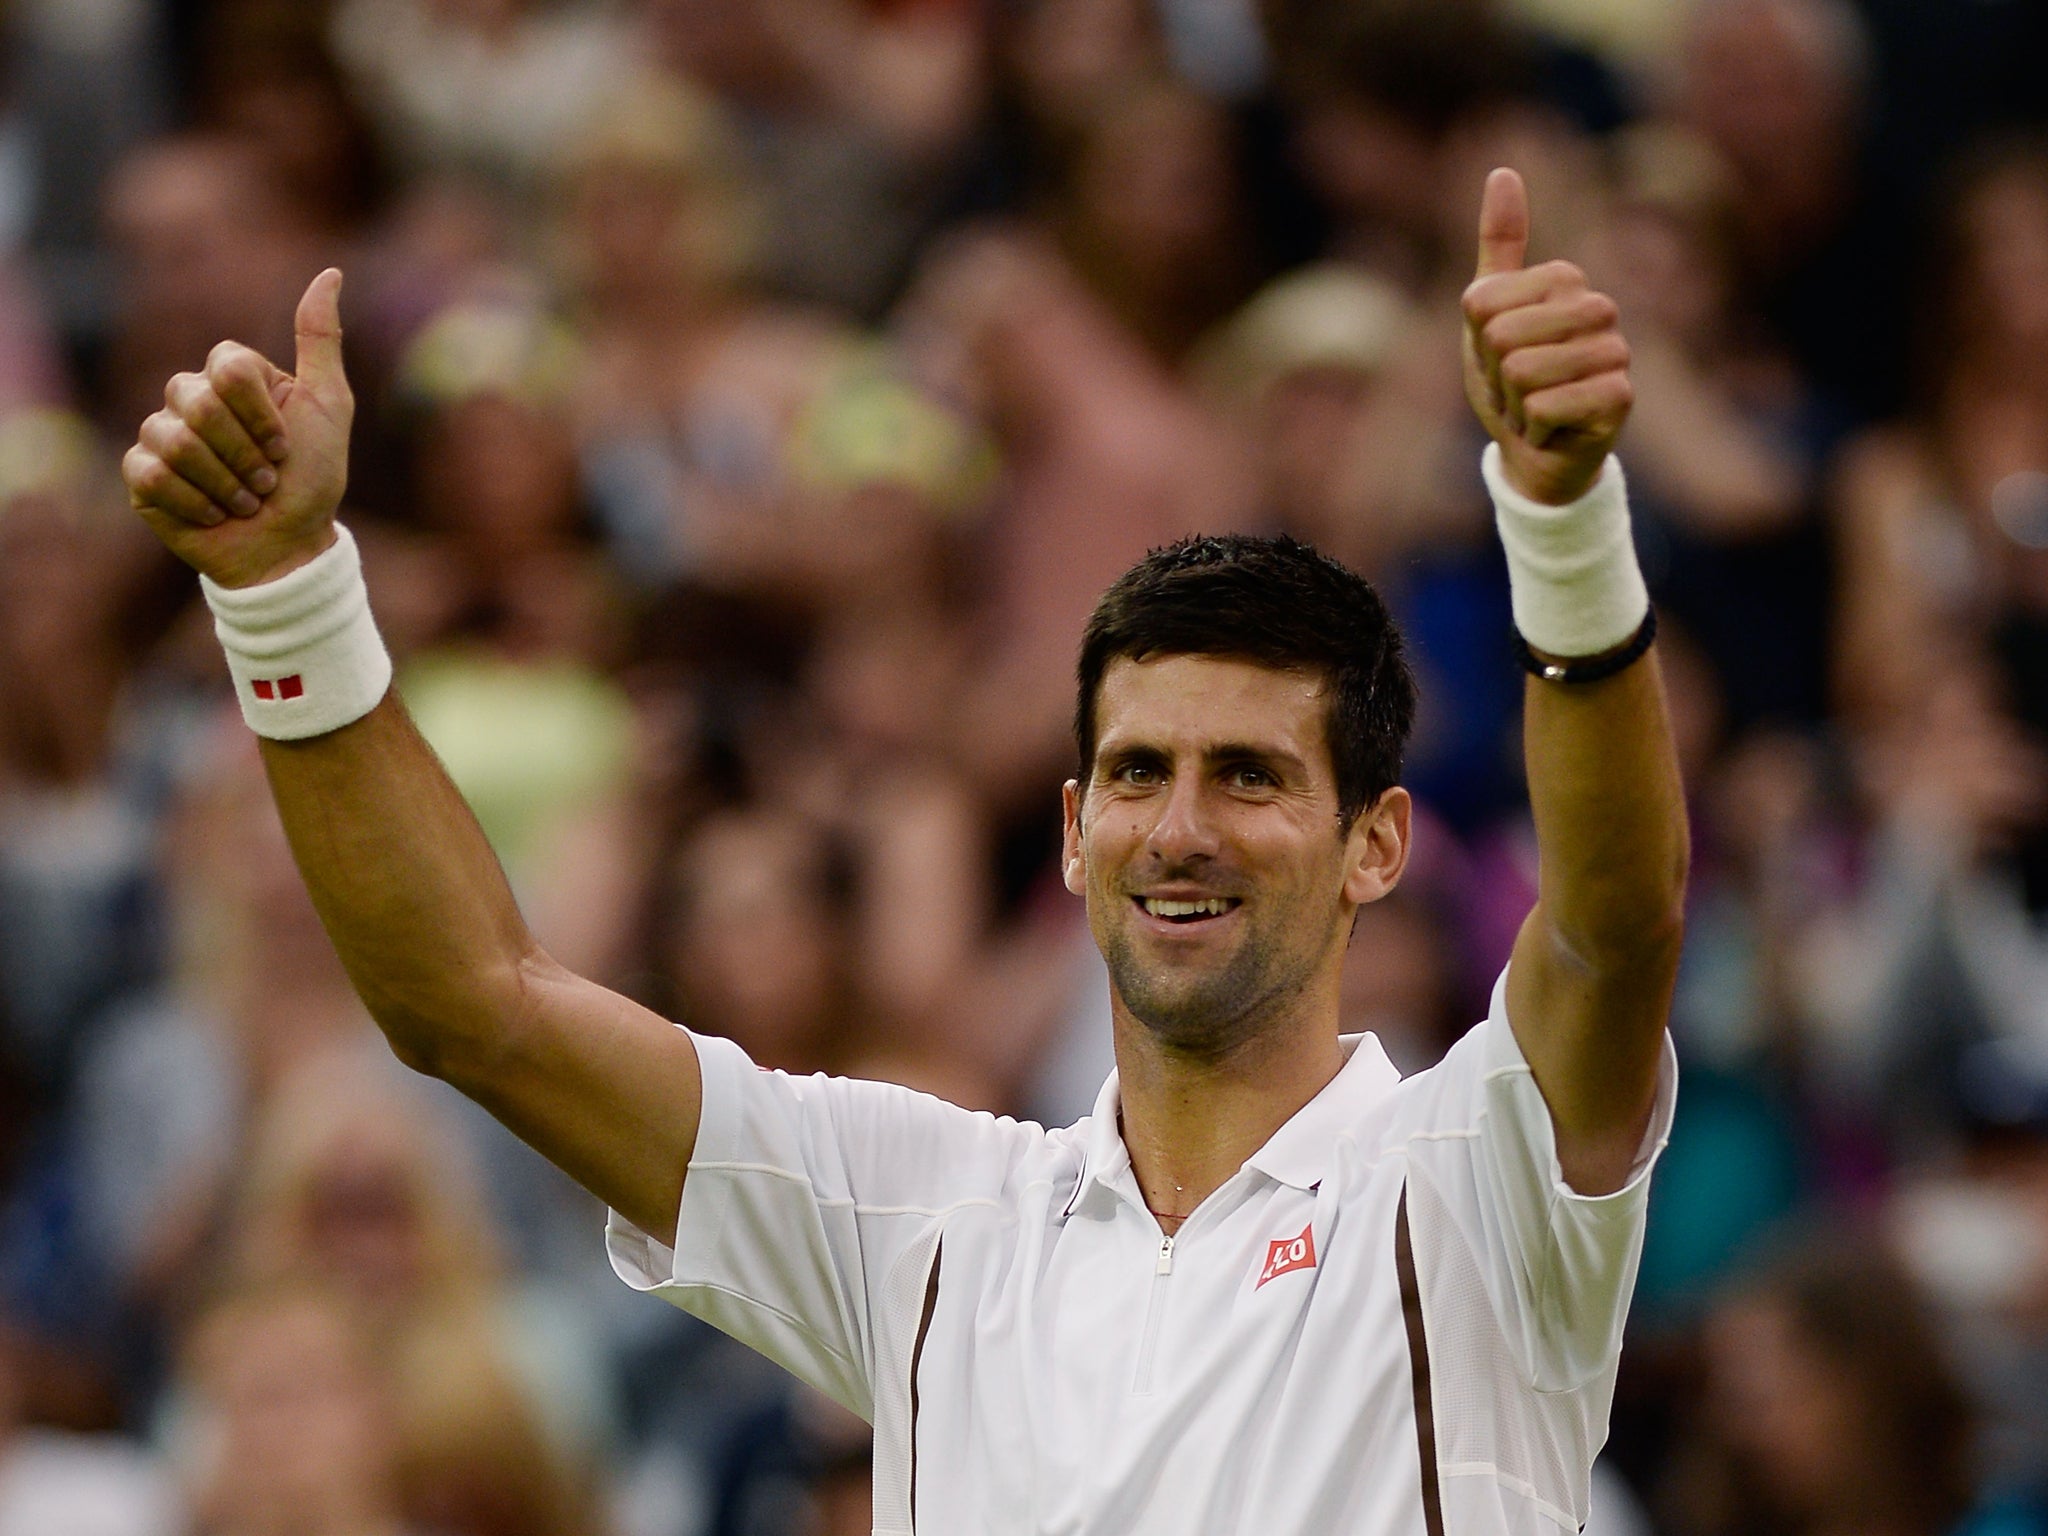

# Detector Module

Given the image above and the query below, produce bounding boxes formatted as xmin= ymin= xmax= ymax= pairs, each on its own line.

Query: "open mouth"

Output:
xmin=1133 ymin=896 xmax=1242 ymax=925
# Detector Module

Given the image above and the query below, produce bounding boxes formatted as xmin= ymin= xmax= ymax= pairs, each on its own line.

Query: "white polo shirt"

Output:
xmin=608 ymin=969 xmax=1676 ymax=1534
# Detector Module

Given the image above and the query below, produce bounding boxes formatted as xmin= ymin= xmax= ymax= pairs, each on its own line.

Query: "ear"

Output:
xmin=1342 ymin=786 xmax=1411 ymax=907
xmin=1061 ymin=779 xmax=1086 ymax=895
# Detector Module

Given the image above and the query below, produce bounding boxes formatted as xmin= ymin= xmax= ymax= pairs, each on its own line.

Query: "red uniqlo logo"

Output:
xmin=252 ymin=676 xmax=304 ymax=701
xmin=1256 ymin=1224 xmax=1318 ymax=1288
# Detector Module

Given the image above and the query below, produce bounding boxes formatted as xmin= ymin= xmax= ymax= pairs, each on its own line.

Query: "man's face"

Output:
xmin=1063 ymin=654 xmax=1407 ymax=1059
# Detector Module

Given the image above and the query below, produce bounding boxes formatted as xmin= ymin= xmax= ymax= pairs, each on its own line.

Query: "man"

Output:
xmin=123 ymin=169 xmax=1684 ymax=1532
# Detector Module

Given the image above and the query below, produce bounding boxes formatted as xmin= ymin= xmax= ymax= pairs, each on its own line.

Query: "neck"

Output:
xmin=1111 ymin=997 xmax=1344 ymax=1233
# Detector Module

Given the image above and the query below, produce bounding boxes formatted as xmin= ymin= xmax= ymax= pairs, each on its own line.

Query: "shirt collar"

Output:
xmin=1243 ymin=1033 xmax=1402 ymax=1189
xmin=1063 ymin=1067 xmax=1137 ymax=1217
xmin=1063 ymin=1033 xmax=1403 ymax=1216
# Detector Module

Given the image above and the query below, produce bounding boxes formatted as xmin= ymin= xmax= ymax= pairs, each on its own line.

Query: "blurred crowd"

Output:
xmin=1 ymin=0 xmax=2047 ymax=1531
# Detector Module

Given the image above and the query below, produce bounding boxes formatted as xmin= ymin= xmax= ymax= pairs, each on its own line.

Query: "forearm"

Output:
xmin=1508 ymin=651 xmax=1686 ymax=1185
xmin=1502 ymin=525 xmax=1688 ymax=1163
xmin=1507 ymin=586 xmax=1687 ymax=1181
xmin=259 ymin=690 xmax=536 ymax=1074
xmin=1521 ymin=653 xmax=1689 ymax=970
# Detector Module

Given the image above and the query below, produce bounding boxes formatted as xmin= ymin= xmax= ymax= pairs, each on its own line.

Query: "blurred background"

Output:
xmin=1 ymin=0 xmax=2047 ymax=1531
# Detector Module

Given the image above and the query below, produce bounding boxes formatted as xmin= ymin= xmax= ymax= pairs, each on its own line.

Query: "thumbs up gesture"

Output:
xmin=1461 ymin=169 xmax=1631 ymax=506
xmin=124 ymin=269 xmax=356 ymax=589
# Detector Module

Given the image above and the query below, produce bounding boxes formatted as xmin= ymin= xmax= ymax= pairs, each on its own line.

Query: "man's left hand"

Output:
xmin=1461 ymin=167 xmax=1633 ymax=506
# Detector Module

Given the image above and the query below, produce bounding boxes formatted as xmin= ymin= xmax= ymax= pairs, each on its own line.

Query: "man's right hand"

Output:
xmin=123 ymin=268 xmax=355 ymax=590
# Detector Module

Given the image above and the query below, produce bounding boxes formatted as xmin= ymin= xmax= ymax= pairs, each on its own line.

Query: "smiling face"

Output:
xmin=1063 ymin=654 xmax=1409 ymax=1061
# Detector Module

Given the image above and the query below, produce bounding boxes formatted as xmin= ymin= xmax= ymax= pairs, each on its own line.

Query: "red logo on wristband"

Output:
xmin=252 ymin=675 xmax=304 ymax=701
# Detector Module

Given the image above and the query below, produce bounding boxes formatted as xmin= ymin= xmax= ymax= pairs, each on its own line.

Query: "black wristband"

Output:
xmin=1515 ymin=605 xmax=1658 ymax=684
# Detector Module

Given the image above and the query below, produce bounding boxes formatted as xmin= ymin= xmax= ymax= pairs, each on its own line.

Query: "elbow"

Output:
xmin=379 ymin=1023 xmax=445 ymax=1080
xmin=1583 ymin=885 xmax=1688 ymax=981
xmin=1557 ymin=843 xmax=1690 ymax=981
xmin=1618 ymin=897 xmax=1687 ymax=971
xmin=1628 ymin=810 xmax=1692 ymax=950
xmin=362 ymin=992 xmax=464 ymax=1081
xmin=358 ymin=950 xmax=536 ymax=1088
xmin=1551 ymin=901 xmax=1685 ymax=993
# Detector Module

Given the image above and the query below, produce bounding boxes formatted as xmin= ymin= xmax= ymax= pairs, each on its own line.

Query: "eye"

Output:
xmin=1117 ymin=761 xmax=1164 ymax=786
xmin=1226 ymin=763 xmax=1277 ymax=789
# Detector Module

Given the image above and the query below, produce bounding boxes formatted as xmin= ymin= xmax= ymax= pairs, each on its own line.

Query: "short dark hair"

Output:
xmin=1074 ymin=534 xmax=1417 ymax=828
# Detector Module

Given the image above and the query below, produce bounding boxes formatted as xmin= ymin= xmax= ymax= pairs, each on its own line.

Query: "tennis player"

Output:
xmin=124 ymin=167 xmax=1683 ymax=1533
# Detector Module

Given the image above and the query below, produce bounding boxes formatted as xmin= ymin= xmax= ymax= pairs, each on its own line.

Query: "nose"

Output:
xmin=1142 ymin=769 xmax=1221 ymax=866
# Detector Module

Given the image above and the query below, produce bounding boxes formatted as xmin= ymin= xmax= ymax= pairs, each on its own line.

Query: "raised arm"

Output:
xmin=123 ymin=271 xmax=701 ymax=1243
xmin=1460 ymin=171 xmax=1689 ymax=1195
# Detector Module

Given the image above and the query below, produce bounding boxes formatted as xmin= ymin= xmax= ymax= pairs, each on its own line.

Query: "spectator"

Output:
xmin=328 ymin=0 xmax=632 ymax=195
xmin=1809 ymin=143 xmax=2048 ymax=1152
xmin=660 ymin=808 xmax=845 ymax=1074
xmin=0 ymin=1312 xmax=175 ymax=1535
xmin=1890 ymin=1076 xmax=2048 ymax=1508
xmin=1833 ymin=141 xmax=2048 ymax=737
xmin=1582 ymin=123 xmax=1835 ymax=727
xmin=640 ymin=0 xmax=987 ymax=315
xmin=1193 ymin=261 xmax=1458 ymax=575
xmin=173 ymin=1282 xmax=417 ymax=1536
xmin=899 ymin=226 xmax=1259 ymax=814
xmin=99 ymin=131 xmax=331 ymax=438
xmin=554 ymin=75 xmax=847 ymax=593
xmin=386 ymin=297 xmax=651 ymax=976
xmin=225 ymin=1050 xmax=614 ymax=1530
xmin=1661 ymin=1239 xmax=2022 ymax=1536
xmin=66 ymin=719 xmax=371 ymax=1358
xmin=1272 ymin=0 xmax=1541 ymax=293
xmin=1053 ymin=78 xmax=1257 ymax=363
xmin=1658 ymin=0 xmax=1893 ymax=418
xmin=0 ymin=410 xmax=169 ymax=1090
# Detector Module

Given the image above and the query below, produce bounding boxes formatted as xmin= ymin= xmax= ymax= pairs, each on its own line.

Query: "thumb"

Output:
xmin=1474 ymin=167 xmax=1529 ymax=279
xmin=292 ymin=268 xmax=348 ymax=392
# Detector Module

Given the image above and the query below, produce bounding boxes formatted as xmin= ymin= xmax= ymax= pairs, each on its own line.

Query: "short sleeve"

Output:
xmin=1389 ymin=967 xmax=1677 ymax=1393
xmin=606 ymin=1029 xmax=1044 ymax=1419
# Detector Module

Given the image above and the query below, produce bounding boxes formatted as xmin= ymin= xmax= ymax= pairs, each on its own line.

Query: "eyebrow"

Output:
xmin=1096 ymin=741 xmax=1310 ymax=775
xmin=1206 ymin=741 xmax=1304 ymax=767
xmin=1207 ymin=742 xmax=1311 ymax=779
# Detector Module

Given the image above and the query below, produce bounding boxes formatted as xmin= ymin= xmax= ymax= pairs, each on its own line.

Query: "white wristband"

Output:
xmin=200 ymin=524 xmax=393 ymax=740
xmin=1482 ymin=442 xmax=1649 ymax=659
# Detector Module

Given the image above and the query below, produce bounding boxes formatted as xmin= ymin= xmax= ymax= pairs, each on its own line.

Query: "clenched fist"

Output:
xmin=123 ymin=268 xmax=355 ymax=589
xmin=1461 ymin=169 xmax=1632 ymax=506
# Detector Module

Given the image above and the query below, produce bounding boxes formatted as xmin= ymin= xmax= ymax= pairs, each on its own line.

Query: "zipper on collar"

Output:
xmin=1133 ymin=1233 xmax=1176 ymax=1393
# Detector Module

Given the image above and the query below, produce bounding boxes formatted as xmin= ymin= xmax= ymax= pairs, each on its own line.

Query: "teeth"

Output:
xmin=1142 ymin=898 xmax=1233 ymax=918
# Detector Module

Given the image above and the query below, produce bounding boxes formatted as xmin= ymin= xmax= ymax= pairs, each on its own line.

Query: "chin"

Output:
xmin=1103 ymin=908 xmax=1335 ymax=1060
xmin=1110 ymin=958 xmax=1270 ymax=1060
